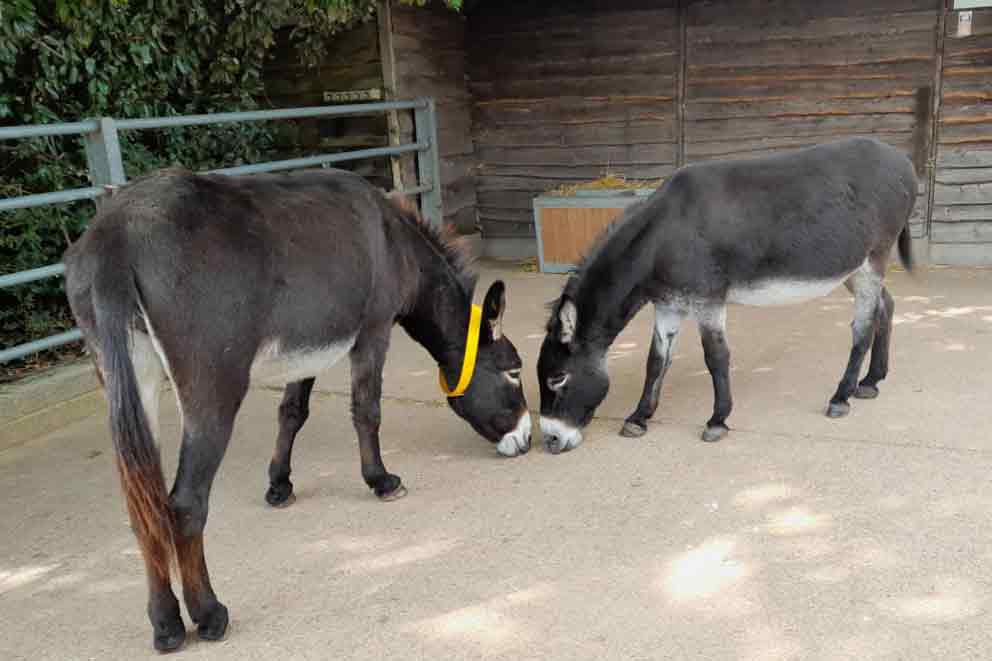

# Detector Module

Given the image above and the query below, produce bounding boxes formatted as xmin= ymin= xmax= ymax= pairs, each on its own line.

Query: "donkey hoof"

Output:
xmin=265 ymin=481 xmax=295 ymax=508
xmin=826 ymin=401 xmax=851 ymax=418
xmin=620 ymin=420 xmax=647 ymax=438
xmin=196 ymin=603 xmax=229 ymax=642
xmin=701 ymin=425 xmax=729 ymax=443
xmin=374 ymin=475 xmax=407 ymax=501
xmin=377 ymin=484 xmax=408 ymax=502
xmin=153 ymin=621 xmax=187 ymax=654
xmin=854 ymin=384 xmax=879 ymax=400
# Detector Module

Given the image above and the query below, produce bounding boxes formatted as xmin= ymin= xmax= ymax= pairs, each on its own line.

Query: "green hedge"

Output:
xmin=0 ymin=0 xmax=457 ymax=370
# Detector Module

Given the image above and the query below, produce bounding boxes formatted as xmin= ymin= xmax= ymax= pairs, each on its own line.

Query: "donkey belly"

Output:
xmin=250 ymin=335 xmax=357 ymax=385
xmin=727 ymin=270 xmax=855 ymax=307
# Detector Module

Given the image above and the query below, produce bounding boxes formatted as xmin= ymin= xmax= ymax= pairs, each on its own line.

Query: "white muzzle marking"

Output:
xmin=540 ymin=416 xmax=583 ymax=454
xmin=497 ymin=412 xmax=532 ymax=457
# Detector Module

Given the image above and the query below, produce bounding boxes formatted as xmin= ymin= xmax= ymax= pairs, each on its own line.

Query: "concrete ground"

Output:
xmin=2 ymin=264 xmax=992 ymax=660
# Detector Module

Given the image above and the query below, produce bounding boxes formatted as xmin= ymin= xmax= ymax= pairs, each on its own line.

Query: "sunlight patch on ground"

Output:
xmin=403 ymin=582 xmax=553 ymax=646
xmin=335 ymin=539 xmax=460 ymax=573
xmin=661 ymin=537 xmax=752 ymax=604
xmin=879 ymin=577 xmax=986 ymax=622
xmin=733 ymin=483 xmax=797 ymax=510
xmin=0 ymin=563 xmax=60 ymax=594
xmin=762 ymin=507 xmax=832 ymax=536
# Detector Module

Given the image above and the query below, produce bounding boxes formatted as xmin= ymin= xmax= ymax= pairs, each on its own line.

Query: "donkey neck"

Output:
xmin=571 ymin=216 xmax=657 ymax=351
xmin=393 ymin=220 xmax=474 ymax=378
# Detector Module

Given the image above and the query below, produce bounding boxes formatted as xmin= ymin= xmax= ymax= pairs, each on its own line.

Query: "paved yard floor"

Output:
xmin=2 ymin=264 xmax=991 ymax=660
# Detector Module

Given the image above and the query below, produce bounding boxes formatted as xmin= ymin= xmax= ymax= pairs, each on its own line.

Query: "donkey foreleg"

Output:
xmin=265 ymin=377 xmax=316 ymax=508
xmin=621 ymin=305 xmax=684 ymax=437
xmin=350 ymin=326 xmax=406 ymax=501
xmin=828 ymin=262 xmax=884 ymax=417
xmin=698 ymin=304 xmax=732 ymax=442
xmin=854 ymin=286 xmax=895 ymax=400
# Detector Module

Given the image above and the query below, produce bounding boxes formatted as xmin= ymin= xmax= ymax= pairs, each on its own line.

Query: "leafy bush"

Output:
xmin=0 ymin=0 xmax=458 ymax=372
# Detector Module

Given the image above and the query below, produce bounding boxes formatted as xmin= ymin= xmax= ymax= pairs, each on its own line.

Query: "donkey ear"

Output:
xmin=557 ymin=298 xmax=577 ymax=345
xmin=481 ymin=280 xmax=506 ymax=342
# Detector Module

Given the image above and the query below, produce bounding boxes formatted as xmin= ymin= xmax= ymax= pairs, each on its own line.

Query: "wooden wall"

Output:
xmin=683 ymin=0 xmax=940 ymax=237
xmin=467 ymin=0 xmax=680 ymax=240
xmin=387 ymin=1 xmax=478 ymax=233
xmin=263 ymin=21 xmax=392 ymax=190
xmin=931 ymin=6 xmax=992 ymax=264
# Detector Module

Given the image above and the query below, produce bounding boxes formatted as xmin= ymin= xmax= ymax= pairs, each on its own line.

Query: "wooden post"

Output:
xmin=377 ymin=0 xmax=404 ymax=191
xmin=676 ymin=0 xmax=688 ymax=169
xmin=925 ymin=0 xmax=949 ymax=242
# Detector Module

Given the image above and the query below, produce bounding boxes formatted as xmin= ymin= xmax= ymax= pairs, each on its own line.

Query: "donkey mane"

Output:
xmin=384 ymin=191 xmax=478 ymax=296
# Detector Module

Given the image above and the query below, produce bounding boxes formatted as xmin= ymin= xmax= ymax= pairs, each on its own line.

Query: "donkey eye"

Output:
xmin=547 ymin=373 xmax=569 ymax=391
xmin=505 ymin=369 xmax=522 ymax=385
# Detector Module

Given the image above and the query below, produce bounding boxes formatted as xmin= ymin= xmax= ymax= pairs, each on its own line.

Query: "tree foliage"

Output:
xmin=0 ymin=0 xmax=457 ymax=368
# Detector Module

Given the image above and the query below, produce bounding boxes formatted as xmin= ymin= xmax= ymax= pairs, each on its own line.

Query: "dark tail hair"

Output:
xmin=92 ymin=271 xmax=175 ymax=577
xmin=897 ymin=225 xmax=915 ymax=274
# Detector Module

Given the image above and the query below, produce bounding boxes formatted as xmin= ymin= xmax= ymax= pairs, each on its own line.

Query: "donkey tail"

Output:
xmin=92 ymin=269 xmax=175 ymax=577
xmin=897 ymin=224 xmax=915 ymax=274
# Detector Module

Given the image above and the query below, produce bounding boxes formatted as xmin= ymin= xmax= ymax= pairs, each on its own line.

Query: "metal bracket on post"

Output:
xmin=413 ymin=99 xmax=443 ymax=229
xmin=84 ymin=117 xmax=126 ymax=206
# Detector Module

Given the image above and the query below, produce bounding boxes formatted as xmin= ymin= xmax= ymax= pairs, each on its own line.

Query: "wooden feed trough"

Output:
xmin=533 ymin=188 xmax=655 ymax=274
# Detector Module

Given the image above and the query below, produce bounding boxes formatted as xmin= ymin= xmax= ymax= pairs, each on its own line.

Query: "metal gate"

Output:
xmin=0 ymin=99 xmax=442 ymax=364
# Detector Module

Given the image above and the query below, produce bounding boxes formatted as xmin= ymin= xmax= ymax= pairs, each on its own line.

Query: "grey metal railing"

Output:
xmin=0 ymin=99 xmax=443 ymax=363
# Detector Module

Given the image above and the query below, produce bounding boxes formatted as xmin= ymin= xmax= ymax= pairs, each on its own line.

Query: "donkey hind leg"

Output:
xmin=855 ymin=286 xmax=894 ymax=400
xmin=697 ymin=303 xmax=733 ymax=443
xmin=170 ymin=371 xmax=249 ymax=643
xmin=621 ymin=305 xmax=685 ymax=437
xmin=265 ymin=377 xmax=316 ymax=507
xmin=827 ymin=262 xmax=884 ymax=418
xmin=130 ymin=331 xmax=187 ymax=652
xmin=350 ymin=324 xmax=406 ymax=501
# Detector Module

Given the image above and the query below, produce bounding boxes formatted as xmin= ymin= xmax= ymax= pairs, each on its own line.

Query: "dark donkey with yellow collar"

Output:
xmin=64 ymin=167 xmax=530 ymax=652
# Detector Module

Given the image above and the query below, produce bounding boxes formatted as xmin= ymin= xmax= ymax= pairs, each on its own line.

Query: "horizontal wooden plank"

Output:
xmin=934 ymin=167 xmax=992 ymax=185
xmin=476 ymin=164 xmax=675 ymax=181
xmin=689 ymin=61 xmax=935 ymax=87
xmin=687 ymin=113 xmax=917 ymax=141
xmin=469 ymin=7 xmax=677 ymax=39
xmin=689 ymin=10 xmax=937 ymax=45
xmin=478 ymin=190 xmax=543 ymax=212
xmin=476 ymin=207 xmax=533 ymax=224
xmin=471 ymin=74 xmax=677 ymax=102
xmin=685 ymin=132 xmax=914 ymax=161
xmin=931 ymin=221 xmax=992 ymax=244
xmin=473 ymin=97 xmax=675 ymax=126
xmin=928 ymin=242 xmax=992 ymax=266
xmin=936 ymin=125 xmax=992 ymax=145
xmin=472 ymin=52 xmax=677 ymax=82
xmin=688 ymin=77 xmax=931 ymax=102
xmin=934 ymin=181 xmax=992 ymax=205
xmin=446 ymin=206 xmax=478 ymax=234
xmin=474 ymin=121 xmax=676 ymax=148
xmin=391 ymin=6 xmax=466 ymax=40
xmin=477 ymin=143 xmax=677 ymax=167
xmin=686 ymin=96 xmax=918 ymax=121
xmin=689 ymin=0 xmax=937 ymax=27
xmin=395 ymin=51 xmax=467 ymax=84
xmin=931 ymin=203 xmax=992 ymax=222
xmin=937 ymin=148 xmax=992 ymax=168
xmin=469 ymin=35 xmax=678 ymax=66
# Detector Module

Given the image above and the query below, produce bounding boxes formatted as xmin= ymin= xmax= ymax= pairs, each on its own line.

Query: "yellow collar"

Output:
xmin=439 ymin=304 xmax=482 ymax=397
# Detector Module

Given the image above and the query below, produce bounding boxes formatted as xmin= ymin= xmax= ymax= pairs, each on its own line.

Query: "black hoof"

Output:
xmin=153 ymin=622 xmax=187 ymax=654
xmin=196 ymin=603 xmax=229 ymax=642
xmin=265 ymin=480 xmax=295 ymax=508
xmin=373 ymin=475 xmax=407 ymax=501
xmin=854 ymin=384 xmax=879 ymax=400
xmin=620 ymin=420 xmax=647 ymax=438
xmin=377 ymin=484 xmax=408 ymax=502
xmin=701 ymin=424 xmax=728 ymax=443
xmin=826 ymin=401 xmax=851 ymax=418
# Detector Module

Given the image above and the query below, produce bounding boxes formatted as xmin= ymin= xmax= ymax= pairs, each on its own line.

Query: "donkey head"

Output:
xmin=446 ymin=281 xmax=531 ymax=457
xmin=537 ymin=294 xmax=610 ymax=454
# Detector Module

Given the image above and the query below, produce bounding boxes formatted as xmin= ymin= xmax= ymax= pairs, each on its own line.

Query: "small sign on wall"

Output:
xmin=323 ymin=89 xmax=383 ymax=103
xmin=957 ymin=10 xmax=974 ymax=37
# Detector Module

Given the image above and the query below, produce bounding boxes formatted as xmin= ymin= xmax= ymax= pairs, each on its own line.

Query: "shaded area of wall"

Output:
xmin=467 ymin=0 xmax=680 ymax=240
